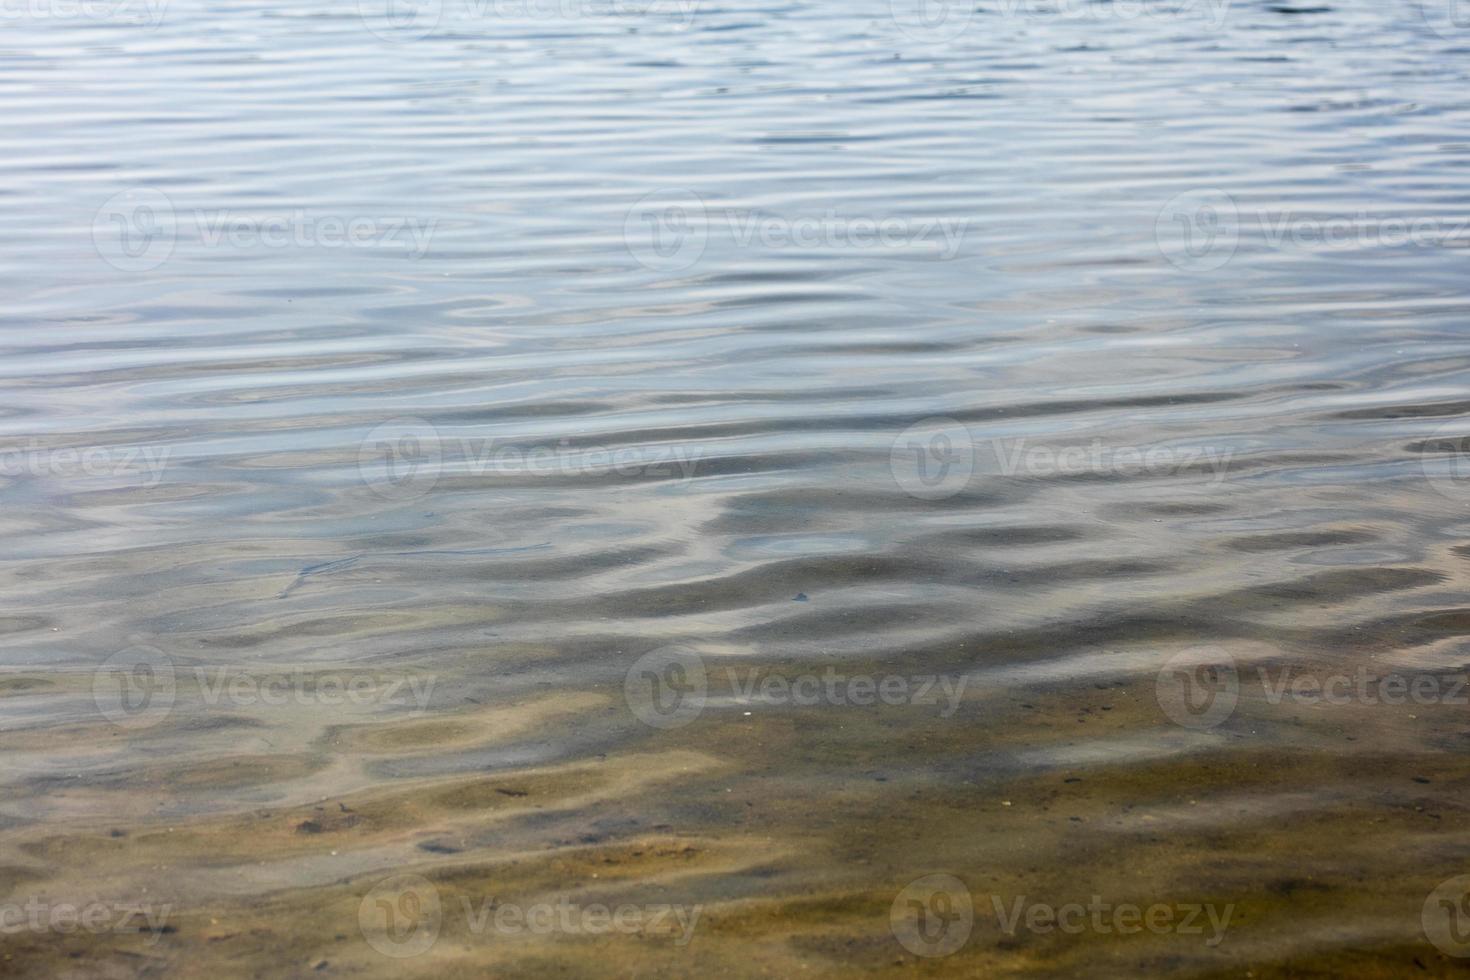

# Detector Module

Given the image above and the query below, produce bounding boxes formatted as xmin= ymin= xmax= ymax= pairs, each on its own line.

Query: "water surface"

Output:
xmin=4 ymin=0 xmax=1470 ymax=974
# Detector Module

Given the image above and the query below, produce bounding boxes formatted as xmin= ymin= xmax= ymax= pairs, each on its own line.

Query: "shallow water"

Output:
xmin=4 ymin=0 xmax=1470 ymax=975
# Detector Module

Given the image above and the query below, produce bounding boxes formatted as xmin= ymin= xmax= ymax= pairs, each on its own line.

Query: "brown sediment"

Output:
xmin=324 ymin=690 xmax=606 ymax=755
xmin=5 ymin=648 xmax=1470 ymax=977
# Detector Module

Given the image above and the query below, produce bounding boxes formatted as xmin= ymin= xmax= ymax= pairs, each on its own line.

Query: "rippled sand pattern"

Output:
xmin=4 ymin=0 xmax=1470 ymax=975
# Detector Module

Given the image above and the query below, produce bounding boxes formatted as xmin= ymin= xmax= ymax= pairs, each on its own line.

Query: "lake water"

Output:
xmin=4 ymin=0 xmax=1470 ymax=974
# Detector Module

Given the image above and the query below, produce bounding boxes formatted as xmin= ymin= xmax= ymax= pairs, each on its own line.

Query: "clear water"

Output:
xmin=4 ymin=0 xmax=1470 ymax=974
